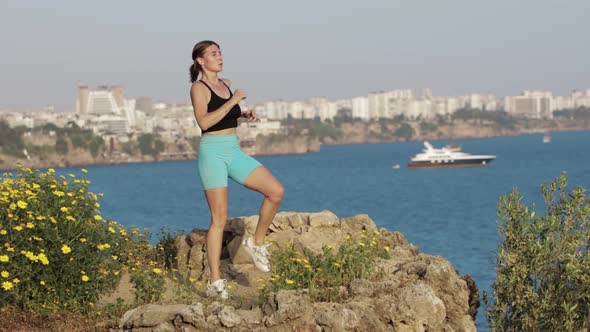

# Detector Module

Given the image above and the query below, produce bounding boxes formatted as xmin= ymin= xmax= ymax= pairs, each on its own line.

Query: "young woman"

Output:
xmin=189 ymin=40 xmax=285 ymax=299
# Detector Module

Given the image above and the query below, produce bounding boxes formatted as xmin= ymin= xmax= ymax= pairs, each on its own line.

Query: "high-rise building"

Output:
xmin=77 ymin=85 xmax=124 ymax=115
xmin=505 ymin=90 xmax=553 ymax=118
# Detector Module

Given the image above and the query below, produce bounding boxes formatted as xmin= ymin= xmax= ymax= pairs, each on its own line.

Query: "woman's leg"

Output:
xmin=204 ymin=187 xmax=229 ymax=281
xmin=243 ymin=167 xmax=285 ymax=246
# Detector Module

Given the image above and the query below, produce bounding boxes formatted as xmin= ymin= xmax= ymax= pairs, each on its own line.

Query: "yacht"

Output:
xmin=408 ymin=141 xmax=496 ymax=169
xmin=543 ymin=132 xmax=551 ymax=143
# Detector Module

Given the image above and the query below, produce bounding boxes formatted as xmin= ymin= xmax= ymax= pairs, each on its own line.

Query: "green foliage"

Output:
xmin=452 ymin=108 xmax=516 ymax=129
xmin=88 ymin=136 xmax=104 ymax=158
xmin=484 ymin=173 xmax=590 ymax=331
xmin=55 ymin=136 xmax=69 ymax=155
xmin=0 ymin=121 xmax=25 ymax=157
xmin=138 ymin=134 xmax=164 ymax=157
xmin=553 ymin=107 xmax=590 ymax=121
xmin=0 ymin=167 xmax=125 ymax=313
xmin=394 ymin=123 xmax=414 ymax=140
xmin=130 ymin=270 xmax=165 ymax=305
xmin=259 ymin=231 xmax=391 ymax=303
xmin=419 ymin=121 xmax=438 ymax=133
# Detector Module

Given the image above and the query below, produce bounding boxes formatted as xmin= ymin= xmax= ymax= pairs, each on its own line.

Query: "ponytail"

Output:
xmin=189 ymin=61 xmax=201 ymax=83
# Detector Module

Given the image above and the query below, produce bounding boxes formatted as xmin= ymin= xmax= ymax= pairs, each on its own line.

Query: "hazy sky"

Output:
xmin=1 ymin=0 xmax=589 ymax=111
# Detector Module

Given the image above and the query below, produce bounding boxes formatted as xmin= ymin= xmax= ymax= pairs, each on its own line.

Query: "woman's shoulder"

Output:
xmin=221 ymin=78 xmax=231 ymax=87
xmin=190 ymin=80 xmax=211 ymax=98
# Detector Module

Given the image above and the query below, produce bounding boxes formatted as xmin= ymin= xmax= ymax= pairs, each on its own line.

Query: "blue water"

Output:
xmin=64 ymin=130 xmax=590 ymax=330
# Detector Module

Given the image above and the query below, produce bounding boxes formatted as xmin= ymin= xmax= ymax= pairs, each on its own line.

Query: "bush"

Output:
xmin=259 ymin=230 xmax=391 ymax=303
xmin=484 ymin=173 xmax=590 ymax=331
xmin=0 ymin=167 xmax=155 ymax=314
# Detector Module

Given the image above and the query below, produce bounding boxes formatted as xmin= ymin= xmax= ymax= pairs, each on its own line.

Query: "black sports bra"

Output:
xmin=200 ymin=80 xmax=241 ymax=133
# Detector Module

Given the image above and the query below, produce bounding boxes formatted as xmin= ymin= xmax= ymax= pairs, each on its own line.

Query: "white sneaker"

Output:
xmin=242 ymin=237 xmax=271 ymax=272
xmin=206 ymin=279 xmax=229 ymax=300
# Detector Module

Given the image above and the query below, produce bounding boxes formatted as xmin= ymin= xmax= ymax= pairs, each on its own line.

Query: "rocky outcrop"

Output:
xmin=121 ymin=211 xmax=479 ymax=331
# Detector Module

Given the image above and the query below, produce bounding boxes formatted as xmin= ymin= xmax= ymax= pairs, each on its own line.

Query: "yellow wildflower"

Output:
xmin=94 ymin=215 xmax=102 ymax=221
xmin=81 ymin=168 xmax=88 ymax=173
xmin=13 ymin=225 xmax=23 ymax=232
xmin=79 ymin=238 xmax=87 ymax=243
xmin=81 ymin=275 xmax=90 ymax=282
xmin=37 ymin=253 xmax=49 ymax=265
xmin=97 ymin=244 xmax=105 ymax=251
xmin=0 ymin=230 xmax=6 ymax=235
xmin=2 ymin=281 xmax=14 ymax=291
xmin=345 ymin=235 xmax=351 ymax=240
xmin=359 ymin=242 xmax=366 ymax=247
xmin=334 ymin=262 xmax=341 ymax=268
xmin=1 ymin=271 xmax=9 ymax=278
xmin=0 ymin=255 xmax=9 ymax=263
xmin=384 ymin=246 xmax=390 ymax=252
xmin=17 ymin=201 xmax=28 ymax=209
xmin=12 ymin=278 xmax=19 ymax=284
xmin=285 ymin=279 xmax=294 ymax=284
xmin=53 ymin=191 xmax=65 ymax=197
xmin=108 ymin=227 xmax=116 ymax=234
xmin=152 ymin=268 xmax=162 ymax=274
xmin=374 ymin=230 xmax=380 ymax=235
xmin=226 ymin=284 xmax=232 ymax=289
xmin=32 ymin=183 xmax=40 ymax=189
xmin=40 ymin=280 xmax=46 ymax=286
xmin=48 ymin=168 xmax=55 ymax=173
xmin=26 ymin=222 xmax=34 ymax=229
xmin=61 ymin=245 xmax=72 ymax=255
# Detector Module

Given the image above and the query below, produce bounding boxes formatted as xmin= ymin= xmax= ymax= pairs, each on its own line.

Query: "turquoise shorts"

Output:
xmin=197 ymin=134 xmax=262 ymax=190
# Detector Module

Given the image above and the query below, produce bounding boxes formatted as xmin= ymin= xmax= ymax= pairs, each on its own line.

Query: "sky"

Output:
xmin=1 ymin=0 xmax=589 ymax=111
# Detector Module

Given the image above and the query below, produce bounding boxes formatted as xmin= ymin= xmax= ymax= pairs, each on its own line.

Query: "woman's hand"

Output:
xmin=232 ymin=89 xmax=247 ymax=102
xmin=242 ymin=109 xmax=257 ymax=122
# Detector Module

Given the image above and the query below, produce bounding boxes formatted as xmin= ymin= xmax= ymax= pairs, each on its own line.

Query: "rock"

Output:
xmin=178 ymin=304 xmax=207 ymax=330
xmin=313 ymin=303 xmax=359 ymax=331
xmin=120 ymin=304 xmax=191 ymax=329
xmin=339 ymin=214 xmax=378 ymax=232
xmin=265 ymin=290 xmax=311 ymax=326
xmin=308 ymin=210 xmax=338 ymax=228
xmin=219 ymin=305 xmax=242 ymax=327
xmin=117 ymin=210 xmax=478 ymax=332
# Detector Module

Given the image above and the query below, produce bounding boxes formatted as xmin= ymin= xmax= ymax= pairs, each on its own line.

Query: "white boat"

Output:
xmin=408 ymin=141 xmax=496 ymax=169
xmin=543 ymin=133 xmax=551 ymax=143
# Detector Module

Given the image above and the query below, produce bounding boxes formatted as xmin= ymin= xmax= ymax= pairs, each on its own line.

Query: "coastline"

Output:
xmin=1 ymin=127 xmax=589 ymax=172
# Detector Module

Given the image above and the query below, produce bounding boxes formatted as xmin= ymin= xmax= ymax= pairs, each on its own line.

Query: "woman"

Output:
xmin=189 ymin=40 xmax=285 ymax=300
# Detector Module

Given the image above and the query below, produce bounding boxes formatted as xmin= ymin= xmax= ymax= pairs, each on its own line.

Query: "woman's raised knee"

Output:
xmin=267 ymin=184 xmax=285 ymax=204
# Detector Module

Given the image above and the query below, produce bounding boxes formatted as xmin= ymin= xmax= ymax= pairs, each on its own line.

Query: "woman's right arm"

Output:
xmin=190 ymin=83 xmax=245 ymax=131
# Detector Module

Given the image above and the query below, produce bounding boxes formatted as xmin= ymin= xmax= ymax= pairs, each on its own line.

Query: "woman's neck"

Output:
xmin=201 ymin=73 xmax=219 ymax=84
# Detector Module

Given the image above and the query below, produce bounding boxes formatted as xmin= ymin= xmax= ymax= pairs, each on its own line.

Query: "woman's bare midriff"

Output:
xmin=203 ymin=128 xmax=237 ymax=135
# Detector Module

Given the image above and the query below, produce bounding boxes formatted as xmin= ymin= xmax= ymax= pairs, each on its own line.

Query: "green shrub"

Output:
xmin=259 ymin=230 xmax=391 ymax=303
xmin=484 ymin=173 xmax=590 ymax=331
xmin=0 ymin=167 xmax=153 ymax=314
xmin=130 ymin=269 xmax=165 ymax=305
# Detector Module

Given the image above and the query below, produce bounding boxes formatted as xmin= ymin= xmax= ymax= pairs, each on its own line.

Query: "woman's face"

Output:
xmin=198 ymin=44 xmax=223 ymax=73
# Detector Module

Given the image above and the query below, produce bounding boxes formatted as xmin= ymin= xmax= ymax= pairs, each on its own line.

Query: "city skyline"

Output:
xmin=1 ymin=0 xmax=589 ymax=111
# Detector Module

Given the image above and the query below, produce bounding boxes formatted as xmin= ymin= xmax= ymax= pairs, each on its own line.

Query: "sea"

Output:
xmin=58 ymin=130 xmax=590 ymax=331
